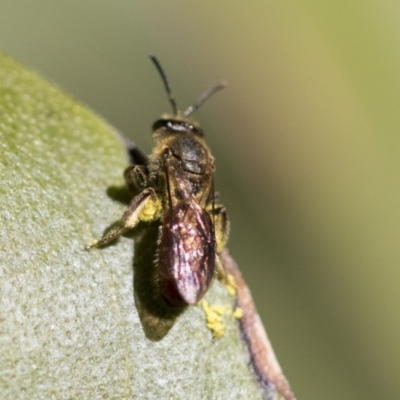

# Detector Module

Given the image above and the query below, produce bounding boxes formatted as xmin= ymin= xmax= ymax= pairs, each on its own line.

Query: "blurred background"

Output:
xmin=1 ymin=1 xmax=399 ymax=399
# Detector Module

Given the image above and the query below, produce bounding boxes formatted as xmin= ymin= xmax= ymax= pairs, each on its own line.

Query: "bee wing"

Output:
xmin=158 ymin=156 xmax=216 ymax=306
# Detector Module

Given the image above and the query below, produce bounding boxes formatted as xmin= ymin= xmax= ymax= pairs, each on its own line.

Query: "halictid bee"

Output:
xmin=87 ymin=56 xmax=229 ymax=307
xmin=86 ymin=57 xmax=297 ymax=400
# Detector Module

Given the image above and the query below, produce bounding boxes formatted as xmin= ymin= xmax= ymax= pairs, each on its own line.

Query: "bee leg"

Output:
xmin=212 ymin=206 xmax=237 ymax=296
xmin=212 ymin=205 xmax=230 ymax=254
xmin=124 ymin=165 xmax=149 ymax=195
xmin=215 ymin=254 xmax=226 ymax=278
xmin=86 ymin=187 xmax=161 ymax=250
xmin=124 ymin=140 xmax=148 ymax=166
xmin=210 ymin=205 xmax=230 ymax=279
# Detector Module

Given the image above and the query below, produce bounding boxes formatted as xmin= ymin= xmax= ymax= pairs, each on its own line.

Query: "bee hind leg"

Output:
xmin=210 ymin=204 xmax=230 ymax=279
xmin=212 ymin=206 xmax=240 ymax=298
xmin=211 ymin=205 xmax=230 ymax=254
xmin=86 ymin=187 xmax=161 ymax=250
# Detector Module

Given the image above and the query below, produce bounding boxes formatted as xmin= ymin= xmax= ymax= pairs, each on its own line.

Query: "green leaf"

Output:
xmin=0 ymin=53 xmax=267 ymax=399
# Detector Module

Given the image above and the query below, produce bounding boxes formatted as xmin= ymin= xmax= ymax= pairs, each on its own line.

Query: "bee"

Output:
xmin=87 ymin=56 xmax=229 ymax=307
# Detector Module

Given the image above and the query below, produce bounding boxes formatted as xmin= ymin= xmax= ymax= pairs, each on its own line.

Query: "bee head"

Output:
xmin=152 ymin=115 xmax=204 ymax=137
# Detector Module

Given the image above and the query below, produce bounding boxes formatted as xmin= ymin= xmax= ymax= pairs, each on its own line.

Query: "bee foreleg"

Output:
xmin=86 ymin=187 xmax=161 ymax=250
xmin=124 ymin=165 xmax=149 ymax=195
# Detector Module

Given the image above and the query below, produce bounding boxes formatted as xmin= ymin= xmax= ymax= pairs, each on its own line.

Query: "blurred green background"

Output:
xmin=1 ymin=1 xmax=399 ymax=399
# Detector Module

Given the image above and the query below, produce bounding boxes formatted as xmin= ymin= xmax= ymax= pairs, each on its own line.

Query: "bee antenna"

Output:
xmin=149 ymin=55 xmax=178 ymax=116
xmin=183 ymin=81 xmax=227 ymax=117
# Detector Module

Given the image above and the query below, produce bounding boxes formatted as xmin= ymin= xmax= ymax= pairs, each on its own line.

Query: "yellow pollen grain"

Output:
xmin=140 ymin=198 xmax=162 ymax=221
xmin=201 ymin=300 xmax=226 ymax=338
xmin=201 ymin=300 xmax=241 ymax=339
xmin=211 ymin=304 xmax=231 ymax=315
xmin=223 ymin=273 xmax=238 ymax=296
xmin=232 ymin=307 xmax=243 ymax=319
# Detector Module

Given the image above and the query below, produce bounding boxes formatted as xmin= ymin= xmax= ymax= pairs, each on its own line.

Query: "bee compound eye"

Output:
xmin=152 ymin=119 xmax=167 ymax=131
